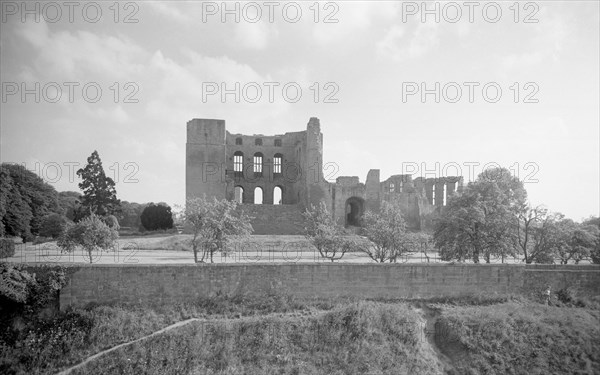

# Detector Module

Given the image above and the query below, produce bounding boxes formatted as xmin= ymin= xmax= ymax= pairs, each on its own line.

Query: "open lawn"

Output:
xmin=4 ymin=235 xmax=527 ymax=265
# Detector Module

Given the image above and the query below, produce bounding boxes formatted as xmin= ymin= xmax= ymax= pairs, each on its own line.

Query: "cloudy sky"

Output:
xmin=1 ymin=1 xmax=598 ymax=220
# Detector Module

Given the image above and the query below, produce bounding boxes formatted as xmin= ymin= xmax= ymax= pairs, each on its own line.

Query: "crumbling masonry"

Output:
xmin=186 ymin=117 xmax=463 ymax=234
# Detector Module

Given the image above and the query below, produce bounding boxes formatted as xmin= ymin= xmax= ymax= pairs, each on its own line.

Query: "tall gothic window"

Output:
xmin=253 ymin=152 xmax=263 ymax=173
xmin=233 ymin=151 xmax=243 ymax=172
xmin=273 ymin=153 xmax=282 ymax=174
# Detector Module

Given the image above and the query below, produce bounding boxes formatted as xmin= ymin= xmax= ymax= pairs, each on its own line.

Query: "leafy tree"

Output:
xmin=546 ymin=216 xmax=578 ymax=264
xmin=184 ymin=197 xmax=253 ymax=263
xmin=118 ymin=201 xmax=146 ymax=230
xmin=57 ymin=214 xmax=118 ymax=263
xmin=76 ymin=151 xmax=120 ymax=218
xmin=140 ymin=203 xmax=174 ymax=231
xmin=531 ymin=215 xmax=596 ymax=264
xmin=39 ymin=213 xmax=69 ymax=239
xmin=0 ymin=168 xmax=9 ymax=237
xmin=527 ymin=212 xmax=560 ymax=264
xmin=0 ymin=168 xmax=32 ymax=240
xmin=434 ymin=191 xmax=485 ymax=262
xmin=361 ymin=199 xmax=410 ymax=263
xmin=568 ymin=223 xmax=596 ymax=264
xmin=58 ymin=191 xmax=82 ymax=221
xmin=303 ymin=202 xmax=360 ymax=262
xmin=583 ymin=217 xmax=600 ymax=264
xmin=434 ymin=168 xmax=526 ymax=263
xmin=1 ymin=163 xmax=61 ymax=240
xmin=101 ymin=214 xmax=120 ymax=230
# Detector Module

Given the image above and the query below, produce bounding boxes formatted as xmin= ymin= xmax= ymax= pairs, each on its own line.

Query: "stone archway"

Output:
xmin=345 ymin=197 xmax=365 ymax=226
xmin=234 ymin=186 xmax=244 ymax=204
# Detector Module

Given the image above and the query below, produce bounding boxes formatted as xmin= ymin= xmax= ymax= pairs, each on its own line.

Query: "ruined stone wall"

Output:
xmin=186 ymin=119 xmax=227 ymax=200
xmin=58 ymin=264 xmax=600 ymax=310
xmin=224 ymin=131 xmax=304 ymax=205
xmin=305 ymin=118 xmax=332 ymax=211
xmin=332 ymin=179 xmax=366 ymax=225
xmin=238 ymin=204 xmax=305 ymax=235
xmin=186 ymin=117 xmax=465 ymax=233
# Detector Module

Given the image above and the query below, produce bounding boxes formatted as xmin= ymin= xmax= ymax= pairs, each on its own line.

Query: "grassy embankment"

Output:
xmin=2 ymin=292 xmax=599 ymax=375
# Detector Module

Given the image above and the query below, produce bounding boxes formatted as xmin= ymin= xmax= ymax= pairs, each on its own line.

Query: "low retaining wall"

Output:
xmin=57 ymin=264 xmax=600 ymax=310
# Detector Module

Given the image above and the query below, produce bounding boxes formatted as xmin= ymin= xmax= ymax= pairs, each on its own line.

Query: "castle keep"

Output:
xmin=186 ymin=117 xmax=463 ymax=234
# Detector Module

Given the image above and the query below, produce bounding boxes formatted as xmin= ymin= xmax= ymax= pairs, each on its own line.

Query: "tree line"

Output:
xmin=2 ymin=155 xmax=598 ymax=265
xmin=1 ymin=151 xmax=176 ymax=245
xmin=304 ymin=167 xmax=599 ymax=264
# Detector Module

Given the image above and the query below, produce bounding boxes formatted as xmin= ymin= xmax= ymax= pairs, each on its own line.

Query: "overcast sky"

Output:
xmin=1 ymin=1 xmax=598 ymax=220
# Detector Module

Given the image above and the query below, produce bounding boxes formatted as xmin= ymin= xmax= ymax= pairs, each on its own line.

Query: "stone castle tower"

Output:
xmin=186 ymin=117 xmax=462 ymax=234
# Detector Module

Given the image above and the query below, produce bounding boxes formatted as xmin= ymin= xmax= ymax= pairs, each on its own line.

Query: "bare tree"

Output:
xmin=303 ymin=202 xmax=360 ymax=262
xmin=516 ymin=204 xmax=548 ymax=263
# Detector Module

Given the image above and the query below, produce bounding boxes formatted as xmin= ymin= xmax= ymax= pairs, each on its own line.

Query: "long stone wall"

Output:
xmin=57 ymin=264 xmax=600 ymax=310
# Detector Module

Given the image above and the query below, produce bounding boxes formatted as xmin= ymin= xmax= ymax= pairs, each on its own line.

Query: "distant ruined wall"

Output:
xmin=58 ymin=264 xmax=600 ymax=310
xmin=239 ymin=204 xmax=305 ymax=235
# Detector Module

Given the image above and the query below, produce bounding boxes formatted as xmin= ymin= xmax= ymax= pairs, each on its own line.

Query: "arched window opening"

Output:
xmin=233 ymin=151 xmax=243 ymax=172
xmin=254 ymin=187 xmax=263 ymax=204
xmin=234 ymin=186 xmax=244 ymax=204
xmin=399 ymin=180 xmax=404 ymax=193
xmin=273 ymin=153 xmax=282 ymax=174
xmin=235 ymin=137 xmax=243 ymax=145
xmin=253 ymin=153 xmax=263 ymax=173
xmin=390 ymin=182 xmax=395 ymax=193
xmin=273 ymin=186 xmax=283 ymax=205
xmin=432 ymin=185 xmax=437 ymax=206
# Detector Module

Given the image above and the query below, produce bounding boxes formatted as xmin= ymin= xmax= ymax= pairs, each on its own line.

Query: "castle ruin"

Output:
xmin=186 ymin=117 xmax=463 ymax=234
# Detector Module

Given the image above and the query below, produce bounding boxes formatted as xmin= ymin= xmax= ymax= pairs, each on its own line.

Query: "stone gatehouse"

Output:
xmin=186 ymin=117 xmax=463 ymax=234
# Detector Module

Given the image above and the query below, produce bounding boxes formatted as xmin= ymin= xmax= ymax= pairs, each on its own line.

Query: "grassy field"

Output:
xmin=2 ymin=293 xmax=599 ymax=375
xmin=6 ymin=234 xmax=526 ymax=264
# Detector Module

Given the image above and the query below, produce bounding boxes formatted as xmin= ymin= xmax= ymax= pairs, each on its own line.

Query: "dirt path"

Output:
xmin=55 ymin=311 xmax=319 ymax=375
xmin=413 ymin=304 xmax=456 ymax=375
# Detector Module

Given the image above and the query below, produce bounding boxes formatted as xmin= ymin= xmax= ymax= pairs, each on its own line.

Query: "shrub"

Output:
xmin=141 ymin=203 xmax=174 ymax=231
xmin=39 ymin=213 xmax=68 ymax=239
xmin=0 ymin=263 xmax=67 ymax=315
xmin=0 ymin=238 xmax=15 ymax=258
xmin=0 ymin=262 xmax=34 ymax=303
